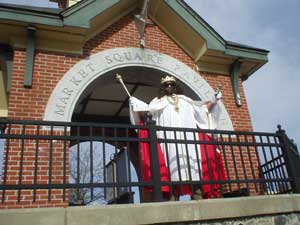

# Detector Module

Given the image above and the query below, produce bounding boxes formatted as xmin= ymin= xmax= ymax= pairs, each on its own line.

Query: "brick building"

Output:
xmin=1 ymin=1 xmax=299 ymax=223
xmin=0 ymin=0 xmax=269 ymax=125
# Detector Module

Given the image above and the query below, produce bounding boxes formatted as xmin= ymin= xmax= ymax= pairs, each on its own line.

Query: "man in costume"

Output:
xmin=129 ymin=75 xmax=225 ymax=200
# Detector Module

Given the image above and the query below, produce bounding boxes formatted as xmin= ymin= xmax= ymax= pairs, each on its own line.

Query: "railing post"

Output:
xmin=146 ymin=114 xmax=163 ymax=202
xmin=277 ymin=125 xmax=300 ymax=193
xmin=0 ymin=119 xmax=6 ymax=133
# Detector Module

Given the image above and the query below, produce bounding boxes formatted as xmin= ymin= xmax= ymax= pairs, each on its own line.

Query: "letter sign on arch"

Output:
xmin=44 ymin=48 xmax=233 ymax=131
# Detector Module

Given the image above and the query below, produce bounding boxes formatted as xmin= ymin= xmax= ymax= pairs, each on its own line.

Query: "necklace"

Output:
xmin=166 ymin=95 xmax=179 ymax=112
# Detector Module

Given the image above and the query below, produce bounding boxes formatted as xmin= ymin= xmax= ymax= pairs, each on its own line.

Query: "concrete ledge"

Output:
xmin=0 ymin=207 xmax=65 ymax=225
xmin=1 ymin=194 xmax=300 ymax=225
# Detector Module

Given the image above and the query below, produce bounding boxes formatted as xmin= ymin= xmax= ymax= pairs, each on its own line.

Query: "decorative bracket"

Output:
xmin=134 ymin=0 xmax=149 ymax=48
xmin=230 ymin=59 xmax=242 ymax=107
xmin=24 ymin=26 xmax=36 ymax=88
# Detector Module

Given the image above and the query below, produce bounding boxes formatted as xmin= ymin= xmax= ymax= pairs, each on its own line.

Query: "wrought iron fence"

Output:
xmin=0 ymin=119 xmax=299 ymax=206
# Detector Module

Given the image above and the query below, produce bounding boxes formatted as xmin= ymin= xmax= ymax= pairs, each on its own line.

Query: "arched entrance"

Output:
xmin=44 ymin=48 xmax=234 ymax=204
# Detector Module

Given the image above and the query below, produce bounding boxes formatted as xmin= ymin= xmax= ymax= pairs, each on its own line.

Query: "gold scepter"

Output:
xmin=116 ymin=73 xmax=132 ymax=97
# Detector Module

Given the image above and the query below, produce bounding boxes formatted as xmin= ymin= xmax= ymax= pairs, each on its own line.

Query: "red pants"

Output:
xmin=139 ymin=121 xmax=226 ymax=198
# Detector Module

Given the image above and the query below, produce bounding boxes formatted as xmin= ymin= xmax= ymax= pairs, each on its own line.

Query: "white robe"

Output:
xmin=129 ymin=95 xmax=221 ymax=181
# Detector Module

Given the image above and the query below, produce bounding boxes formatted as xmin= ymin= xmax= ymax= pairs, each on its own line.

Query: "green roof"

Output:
xmin=0 ymin=3 xmax=62 ymax=14
xmin=0 ymin=0 xmax=269 ymax=79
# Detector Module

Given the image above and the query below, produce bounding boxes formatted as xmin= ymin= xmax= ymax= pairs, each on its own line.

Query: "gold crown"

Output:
xmin=161 ymin=75 xmax=176 ymax=84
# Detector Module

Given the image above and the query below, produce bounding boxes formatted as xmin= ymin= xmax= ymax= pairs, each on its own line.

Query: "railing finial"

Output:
xmin=277 ymin=124 xmax=285 ymax=133
xmin=0 ymin=120 xmax=6 ymax=133
xmin=145 ymin=112 xmax=155 ymax=124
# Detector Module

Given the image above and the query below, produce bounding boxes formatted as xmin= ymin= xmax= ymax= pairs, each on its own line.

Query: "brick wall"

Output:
xmin=1 ymin=13 xmax=257 ymax=209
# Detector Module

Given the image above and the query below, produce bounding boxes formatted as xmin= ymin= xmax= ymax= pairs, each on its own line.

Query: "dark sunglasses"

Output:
xmin=163 ymin=82 xmax=176 ymax=87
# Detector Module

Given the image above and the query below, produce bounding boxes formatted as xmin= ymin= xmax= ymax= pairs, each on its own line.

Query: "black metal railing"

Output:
xmin=0 ymin=119 xmax=299 ymax=206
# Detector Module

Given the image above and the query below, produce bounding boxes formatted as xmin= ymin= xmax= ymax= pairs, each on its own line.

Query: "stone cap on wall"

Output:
xmin=0 ymin=194 xmax=299 ymax=225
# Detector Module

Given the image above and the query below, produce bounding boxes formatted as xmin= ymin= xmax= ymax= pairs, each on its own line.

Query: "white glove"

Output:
xmin=215 ymin=91 xmax=222 ymax=100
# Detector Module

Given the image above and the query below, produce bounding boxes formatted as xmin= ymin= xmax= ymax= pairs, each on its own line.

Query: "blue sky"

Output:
xmin=0 ymin=0 xmax=299 ymax=146
xmin=186 ymin=0 xmax=300 ymax=146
